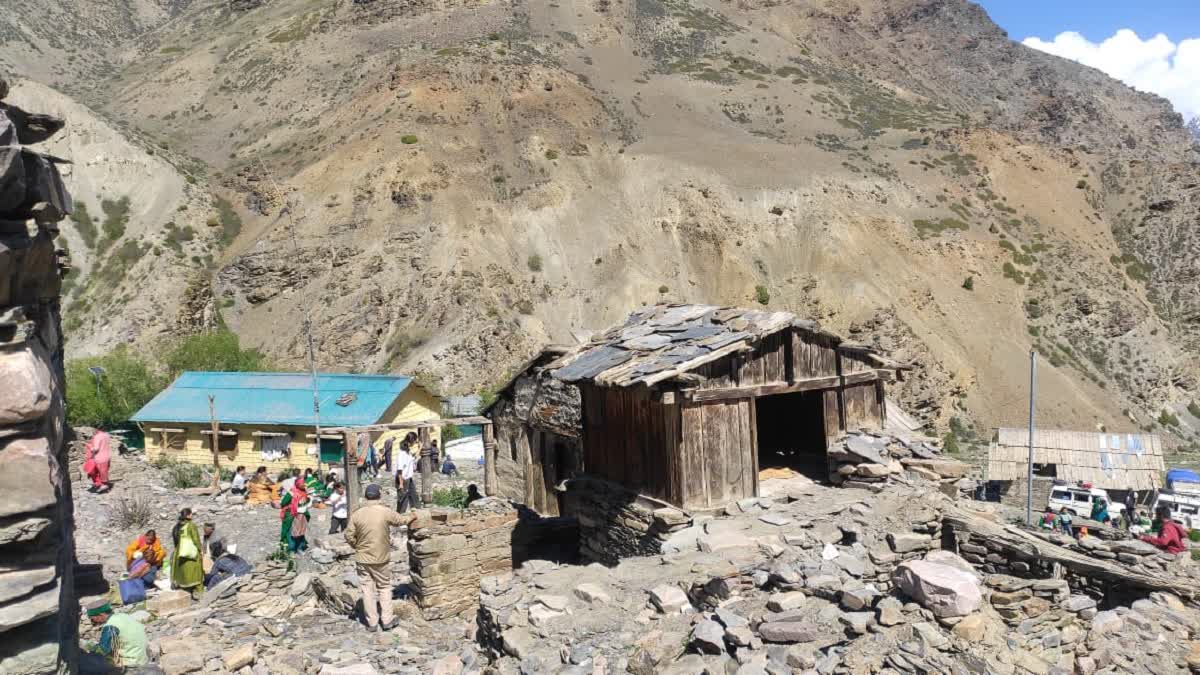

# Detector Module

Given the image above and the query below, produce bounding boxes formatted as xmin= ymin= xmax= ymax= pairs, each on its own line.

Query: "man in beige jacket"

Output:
xmin=344 ymin=483 xmax=414 ymax=631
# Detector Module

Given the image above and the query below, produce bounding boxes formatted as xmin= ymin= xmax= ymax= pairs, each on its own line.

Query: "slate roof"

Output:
xmin=131 ymin=372 xmax=413 ymax=427
xmin=548 ymin=304 xmax=902 ymax=387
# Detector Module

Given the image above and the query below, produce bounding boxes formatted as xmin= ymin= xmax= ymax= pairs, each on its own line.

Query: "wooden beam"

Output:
xmin=147 ymin=427 xmax=185 ymax=433
xmin=322 ymin=415 xmax=490 ymax=434
xmin=343 ymin=430 xmax=359 ymax=512
xmin=208 ymin=396 xmax=222 ymax=490
xmin=483 ymin=422 xmax=497 ymax=496
xmin=199 ymin=429 xmax=239 ymax=436
xmin=418 ymin=427 xmax=432 ymax=505
xmin=683 ymin=370 xmax=883 ymax=402
xmin=304 ymin=433 xmax=344 ymax=440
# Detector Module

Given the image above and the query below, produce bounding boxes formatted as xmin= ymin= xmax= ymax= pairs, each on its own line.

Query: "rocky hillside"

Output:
xmin=9 ymin=0 xmax=1200 ymax=443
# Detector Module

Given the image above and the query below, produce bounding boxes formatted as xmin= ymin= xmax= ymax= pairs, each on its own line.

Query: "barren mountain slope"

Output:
xmin=12 ymin=0 xmax=1200 ymax=441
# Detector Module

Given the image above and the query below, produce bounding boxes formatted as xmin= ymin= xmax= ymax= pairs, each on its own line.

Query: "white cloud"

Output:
xmin=1022 ymin=29 xmax=1200 ymax=121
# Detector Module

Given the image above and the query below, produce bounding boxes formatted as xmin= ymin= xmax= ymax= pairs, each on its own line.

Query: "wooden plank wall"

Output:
xmin=822 ymin=390 xmax=841 ymax=443
xmin=793 ymin=332 xmax=839 ymax=379
xmin=843 ymin=382 xmax=884 ymax=431
xmin=840 ymin=350 xmax=876 ymax=374
xmin=679 ymin=400 xmax=756 ymax=510
xmin=580 ymin=384 xmax=681 ymax=504
xmin=734 ymin=332 xmax=788 ymax=387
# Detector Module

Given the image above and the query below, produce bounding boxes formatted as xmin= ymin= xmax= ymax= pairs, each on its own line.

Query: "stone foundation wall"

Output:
xmin=0 ymin=77 xmax=76 ymax=675
xmin=562 ymin=476 xmax=692 ymax=566
xmin=408 ymin=503 xmax=518 ymax=620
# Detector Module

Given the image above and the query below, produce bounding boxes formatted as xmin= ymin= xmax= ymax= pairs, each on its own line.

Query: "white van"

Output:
xmin=1047 ymin=485 xmax=1126 ymax=520
xmin=1152 ymin=492 xmax=1200 ymax=530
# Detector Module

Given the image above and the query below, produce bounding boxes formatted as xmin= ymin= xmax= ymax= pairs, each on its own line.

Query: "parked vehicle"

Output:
xmin=1152 ymin=492 xmax=1200 ymax=530
xmin=1166 ymin=469 xmax=1200 ymax=496
xmin=1048 ymin=483 xmax=1126 ymax=520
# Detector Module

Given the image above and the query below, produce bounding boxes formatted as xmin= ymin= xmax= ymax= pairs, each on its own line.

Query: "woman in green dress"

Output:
xmin=279 ymin=481 xmax=312 ymax=552
xmin=169 ymin=508 xmax=203 ymax=596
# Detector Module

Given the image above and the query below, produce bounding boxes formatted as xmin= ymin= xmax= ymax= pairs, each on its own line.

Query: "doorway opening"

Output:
xmin=755 ymin=390 xmax=828 ymax=481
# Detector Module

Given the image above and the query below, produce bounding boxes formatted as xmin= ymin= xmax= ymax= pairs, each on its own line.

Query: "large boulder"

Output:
xmin=893 ymin=560 xmax=982 ymax=618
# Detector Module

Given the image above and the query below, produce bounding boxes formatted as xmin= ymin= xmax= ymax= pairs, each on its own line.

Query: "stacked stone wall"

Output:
xmin=995 ymin=477 xmax=1055 ymax=511
xmin=0 ymin=76 xmax=76 ymax=675
xmin=562 ymin=476 xmax=691 ymax=566
xmin=408 ymin=503 xmax=518 ymax=620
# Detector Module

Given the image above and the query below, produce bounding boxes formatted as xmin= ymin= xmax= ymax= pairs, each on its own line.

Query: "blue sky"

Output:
xmin=976 ymin=1 xmax=1200 ymax=43
xmin=974 ymin=1 xmax=1200 ymax=119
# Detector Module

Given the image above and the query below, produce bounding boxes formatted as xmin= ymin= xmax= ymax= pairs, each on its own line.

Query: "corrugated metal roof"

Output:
xmin=987 ymin=428 xmax=1165 ymax=491
xmin=131 ymin=372 xmax=412 ymax=427
xmin=547 ymin=304 xmax=904 ymax=388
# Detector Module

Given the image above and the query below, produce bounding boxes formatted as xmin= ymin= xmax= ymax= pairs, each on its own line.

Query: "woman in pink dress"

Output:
xmin=83 ymin=430 xmax=112 ymax=493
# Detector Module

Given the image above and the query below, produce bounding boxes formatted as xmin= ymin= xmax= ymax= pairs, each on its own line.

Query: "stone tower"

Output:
xmin=0 ymin=74 xmax=77 ymax=674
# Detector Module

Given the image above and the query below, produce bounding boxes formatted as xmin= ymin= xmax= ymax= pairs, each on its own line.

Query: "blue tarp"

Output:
xmin=131 ymin=372 xmax=412 ymax=427
xmin=1167 ymin=469 xmax=1200 ymax=490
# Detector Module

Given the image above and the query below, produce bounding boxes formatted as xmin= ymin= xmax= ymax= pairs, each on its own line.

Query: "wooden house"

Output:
xmin=484 ymin=346 xmax=582 ymax=516
xmin=542 ymin=304 xmax=907 ymax=511
xmin=132 ymin=372 xmax=441 ymax=473
xmin=987 ymin=428 xmax=1165 ymax=493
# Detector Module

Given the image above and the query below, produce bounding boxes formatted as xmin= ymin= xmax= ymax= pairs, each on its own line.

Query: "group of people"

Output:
xmin=100 ymin=512 xmax=254 ymax=669
xmin=1038 ymin=500 xmax=1190 ymax=555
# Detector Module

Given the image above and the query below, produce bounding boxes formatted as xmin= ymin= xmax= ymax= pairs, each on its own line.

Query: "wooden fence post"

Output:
xmin=418 ymin=427 xmax=432 ymax=505
xmin=343 ymin=430 xmax=359 ymax=512
xmin=208 ymin=395 xmax=222 ymax=490
xmin=483 ymin=422 xmax=497 ymax=496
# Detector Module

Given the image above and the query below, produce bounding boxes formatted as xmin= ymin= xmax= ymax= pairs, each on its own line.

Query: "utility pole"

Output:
xmin=1026 ymin=350 xmax=1037 ymax=526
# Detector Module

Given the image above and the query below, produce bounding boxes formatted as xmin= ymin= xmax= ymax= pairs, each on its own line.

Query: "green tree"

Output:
xmin=66 ymin=346 xmax=166 ymax=428
xmin=164 ymin=329 xmax=270 ymax=379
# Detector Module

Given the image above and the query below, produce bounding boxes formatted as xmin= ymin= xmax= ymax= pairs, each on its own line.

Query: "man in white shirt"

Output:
xmin=328 ymin=483 xmax=349 ymax=533
xmin=394 ymin=451 xmax=418 ymax=513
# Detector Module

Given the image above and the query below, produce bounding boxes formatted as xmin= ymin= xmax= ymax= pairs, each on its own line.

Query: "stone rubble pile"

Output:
xmin=475 ymin=480 xmax=1200 ymax=675
xmin=564 ymin=476 xmax=693 ymax=565
xmin=827 ymin=430 xmax=970 ymax=492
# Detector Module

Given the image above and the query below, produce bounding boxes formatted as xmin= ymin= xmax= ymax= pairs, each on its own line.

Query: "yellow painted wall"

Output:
xmin=143 ymin=422 xmax=322 ymax=475
xmin=142 ymin=384 xmax=442 ymax=473
xmin=376 ymin=385 xmax=443 ymax=451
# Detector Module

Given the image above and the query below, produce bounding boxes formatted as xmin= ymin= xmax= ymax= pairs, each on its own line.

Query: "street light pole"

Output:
xmin=1026 ymin=350 xmax=1037 ymax=527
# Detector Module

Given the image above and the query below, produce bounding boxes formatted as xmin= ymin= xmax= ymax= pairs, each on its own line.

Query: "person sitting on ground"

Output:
xmin=1141 ymin=506 xmax=1188 ymax=554
xmin=204 ymin=542 xmax=253 ymax=589
xmin=440 ymin=454 xmax=458 ymax=477
xmin=246 ymin=466 xmax=279 ymax=506
xmin=304 ymin=468 xmax=325 ymax=504
xmin=1130 ymin=510 xmax=1153 ymax=535
xmin=344 ymin=483 xmax=414 ymax=632
xmin=250 ymin=466 xmax=273 ymax=485
xmin=85 ymin=599 xmax=148 ymax=669
xmin=124 ymin=530 xmax=165 ymax=582
xmin=465 ymin=484 xmax=482 ymax=507
xmin=1039 ymin=508 xmax=1057 ymax=529
xmin=1090 ymin=498 xmax=1109 ymax=525
xmin=1057 ymin=507 xmax=1074 ymax=536
xmin=230 ymin=466 xmax=248 ymax=495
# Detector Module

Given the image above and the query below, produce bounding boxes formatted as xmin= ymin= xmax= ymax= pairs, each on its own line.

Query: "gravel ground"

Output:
xmin=73 ymin=442 xmax=486 ymax=585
